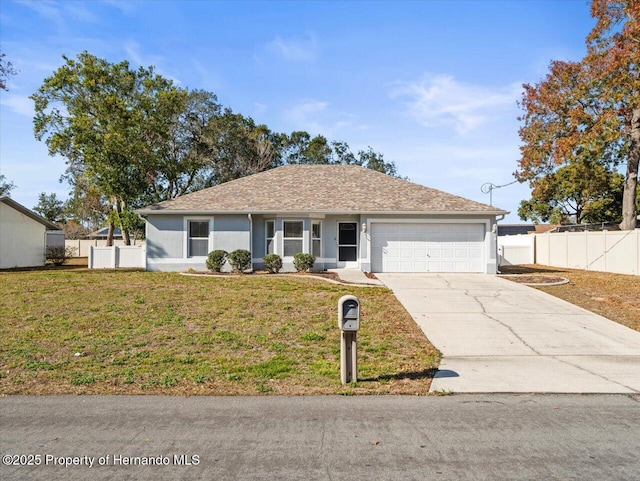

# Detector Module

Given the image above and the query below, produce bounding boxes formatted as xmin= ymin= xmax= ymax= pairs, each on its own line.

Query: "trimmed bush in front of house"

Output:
xmin=228 ymin=249 xmax=252 ymax=273
xmin=206 ymin=250 xmax=228 ymax=272
xmin=293 ymin=253 xmax=315 ymax=272
xmin=263 ymin=254 xmax=283 ymax=274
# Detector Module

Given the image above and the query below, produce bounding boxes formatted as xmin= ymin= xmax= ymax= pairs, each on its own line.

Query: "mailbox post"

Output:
xmin=338 ymin=295 xmax=360 ymax=385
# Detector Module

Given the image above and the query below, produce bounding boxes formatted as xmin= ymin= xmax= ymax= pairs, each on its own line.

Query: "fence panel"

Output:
xmin=534 ymin=230 xmax=639 ymax=275
xmin=66 ymin=239 xmax=145 ymax=257
xmin=116 ymin=246 xmax=146 ymax=268
xmin=498 ymin=235 xmax=535 ymax=266
xmin=88 ymin=246 xmax=145 ymax=269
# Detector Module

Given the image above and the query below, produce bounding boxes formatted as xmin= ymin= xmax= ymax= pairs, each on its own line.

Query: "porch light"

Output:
xmin=361 ymin=223 xmax=367 ymax=233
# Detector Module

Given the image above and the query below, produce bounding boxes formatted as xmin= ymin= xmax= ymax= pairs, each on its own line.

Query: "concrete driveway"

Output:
xmin=377 ymin=273 xmax=640 ymax=393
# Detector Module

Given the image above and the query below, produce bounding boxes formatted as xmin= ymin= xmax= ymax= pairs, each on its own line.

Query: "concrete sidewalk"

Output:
xmin=377 ymin=273 xmax=640 ymax=393
xmin=328 ymin=269 xmax=384 ymax=286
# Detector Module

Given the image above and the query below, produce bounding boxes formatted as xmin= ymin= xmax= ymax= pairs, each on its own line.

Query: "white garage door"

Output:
xmin=371 ymin=223 xmax=485 ymax=273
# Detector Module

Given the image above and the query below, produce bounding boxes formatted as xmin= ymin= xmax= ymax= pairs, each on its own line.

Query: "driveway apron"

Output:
xmin=376 ymin=273 xmax=640 ymax=393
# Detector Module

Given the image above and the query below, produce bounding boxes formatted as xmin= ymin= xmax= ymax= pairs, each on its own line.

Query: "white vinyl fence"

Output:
xmin=498 ymin=229 xmax=640 ymax=275
xmin=88 ymin=245 xmax=146 ymax=269
xmin=535 ymin=230 xmax=640 ymax=275
xmin=498 ymin=235 xmax=535 ymax=266
xmin=66 ymin=239 xmax=145 ymax=257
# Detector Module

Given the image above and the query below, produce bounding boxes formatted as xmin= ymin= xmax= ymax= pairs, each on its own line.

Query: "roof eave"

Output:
xmin=136 ymin=208 xmax=509 ymax=216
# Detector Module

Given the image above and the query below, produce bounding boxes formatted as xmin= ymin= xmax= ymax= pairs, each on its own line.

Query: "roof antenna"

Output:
xmin=481 ymin=180 xmax=517 ymax=206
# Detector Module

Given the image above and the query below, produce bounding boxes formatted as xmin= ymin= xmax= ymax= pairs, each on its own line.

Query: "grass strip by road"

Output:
xmin=500 ymin=265 xmax=640 ymax=332
xmin=0 ymin=267 xmax=439 ymax=395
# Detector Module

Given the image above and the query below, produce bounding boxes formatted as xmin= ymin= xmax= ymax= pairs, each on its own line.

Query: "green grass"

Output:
xmin=0 ymin=267 xmax=440 ymax=395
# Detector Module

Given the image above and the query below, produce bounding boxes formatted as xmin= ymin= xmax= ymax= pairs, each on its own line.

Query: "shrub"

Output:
xmin=228 ymin=249 xmax=252 ymax=273
xmin=206 ymin=250 xmax=228 ymax=272
xmin=45 ymin=245 xmax=76 ymax=266
xmin=263 ymin=254 xmax=283 ymax=274
xmin=293 ymin=253 xmax=315 ymax=272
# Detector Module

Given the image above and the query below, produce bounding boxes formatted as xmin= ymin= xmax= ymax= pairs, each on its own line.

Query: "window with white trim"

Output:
xmin=265 ymin=220 xmax=275 ymax=255
xmin=283 ymin=220 xmax=303 ymax=257
xmin=311 ymin=221 xmax=321 ymax=258
xmin=188 ymin=220 xmax=209 ymax=257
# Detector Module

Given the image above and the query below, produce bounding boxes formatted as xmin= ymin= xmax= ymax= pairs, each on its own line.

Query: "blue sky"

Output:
xmin=0 ymin=0 xmax=595 ymax=222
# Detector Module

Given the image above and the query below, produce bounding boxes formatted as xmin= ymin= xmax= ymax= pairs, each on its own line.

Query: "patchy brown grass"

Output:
xmin=0 ymin=267 xmax=439 ymax=395
xmin=500 ymin=265 xmax=640 ymax=332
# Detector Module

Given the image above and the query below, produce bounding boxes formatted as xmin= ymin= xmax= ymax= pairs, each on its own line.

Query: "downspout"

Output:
xmin=248 ymin=213 xmax=253 ymax=272
xmin=494 ymin=214 xmax=505 ymax=274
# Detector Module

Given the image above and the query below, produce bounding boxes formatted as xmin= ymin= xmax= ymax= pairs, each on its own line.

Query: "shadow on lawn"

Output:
xmin=361 ymin=367 xmax=438 ymax=382
xmin=499 ymin=264 xmax=570 ymax=275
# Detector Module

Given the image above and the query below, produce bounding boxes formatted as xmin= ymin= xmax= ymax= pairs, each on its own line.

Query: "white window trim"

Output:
xmin=183 ymin=217 xmax=213 ymax=259
xmin=311 ymin=221 xmax=322 ymax=258
xmin=282 ymin=219 xmax=304 ymax=258
xmin=265 ymin=220 xmax=275 ymax=256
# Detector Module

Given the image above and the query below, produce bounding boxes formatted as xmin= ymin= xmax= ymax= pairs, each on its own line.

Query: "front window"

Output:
xmin=311 ymin=222 xmax=322 ymax=257
xmin=283 ymin=221 xmax=303 ymax=257
xmin=188 ymin=220 xmax=209 ymax=257
xmin=266 ymin=220 xmax=275 ymax=255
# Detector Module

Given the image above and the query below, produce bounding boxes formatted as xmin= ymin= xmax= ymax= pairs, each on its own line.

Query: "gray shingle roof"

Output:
xmin=137 ymin=165 xmax=506 ymax=215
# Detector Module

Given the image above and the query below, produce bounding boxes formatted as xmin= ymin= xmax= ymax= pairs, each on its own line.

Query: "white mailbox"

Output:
xmin=338 ymin=295 xmax=360 ymax=332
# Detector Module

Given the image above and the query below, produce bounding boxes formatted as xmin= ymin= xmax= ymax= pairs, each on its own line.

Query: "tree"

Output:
xmin=63 ymin=173 xmax=110 ymax=231
xmin=60 ymin=220 xmax=89 ymax=240
xmin=357 ymin=146 xmax=402 ymax=177
xmin=516 ymin=0 xmax=640 ymax=230
xmin=0 ymin=174 xmax=15 ymax=197
xmin=143 ymin=89 xmax=223 ymax=203
xmin=0 ymin=50 xmax=17 ymax=91
xmin=281 ymin=132 xmax=402 ymax=177
xmin=517 ymin=160 xmax=625 ymax=224
xmin=197 ymin=109 xmax=282 ymax=185
xmin=33 ymin=192 xmax=65 ymax=223
xmin=32 ymin=52 xmax=186 ymax=245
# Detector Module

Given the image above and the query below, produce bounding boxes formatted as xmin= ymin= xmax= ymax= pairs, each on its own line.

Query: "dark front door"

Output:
xmin=338 ymin=222 xmax=358 ymax=262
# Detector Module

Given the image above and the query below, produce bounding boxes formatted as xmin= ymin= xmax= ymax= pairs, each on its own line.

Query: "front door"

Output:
xmin=337 ymin=222 xmax=359 ymax=268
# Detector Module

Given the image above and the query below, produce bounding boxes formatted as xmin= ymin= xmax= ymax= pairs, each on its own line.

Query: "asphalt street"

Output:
xmin=1 ymin=394 xmax=639 ymax=481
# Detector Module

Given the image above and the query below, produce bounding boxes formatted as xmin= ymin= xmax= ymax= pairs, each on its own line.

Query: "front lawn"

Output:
xmin=0 ymin=268 xmax=439 ymax=395
xmin=500 ymin=265 xmax=640 ymax=332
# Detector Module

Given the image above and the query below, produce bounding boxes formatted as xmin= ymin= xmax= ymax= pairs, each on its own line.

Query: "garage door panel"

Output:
xmin=371 ymin=223 xmax=485 ymax=273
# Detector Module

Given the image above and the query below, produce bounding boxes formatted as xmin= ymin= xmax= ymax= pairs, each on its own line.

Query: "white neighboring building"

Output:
xmin=0 ymin=196 xmax=62 ymax=269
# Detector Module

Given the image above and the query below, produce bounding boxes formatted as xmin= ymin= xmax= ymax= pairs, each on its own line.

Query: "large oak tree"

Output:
xmin=517 ymin=0 xmax=639 ymax=229
xmin=32 ymin=52 xmax=186 ymax=244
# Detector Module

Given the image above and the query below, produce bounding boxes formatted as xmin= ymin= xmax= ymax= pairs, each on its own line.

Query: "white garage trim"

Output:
xmin=365 ymin=218 xmax=491 ymax=273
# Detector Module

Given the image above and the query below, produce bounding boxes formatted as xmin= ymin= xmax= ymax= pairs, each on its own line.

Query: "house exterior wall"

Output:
xmin=145 ymin=214 xmax=250 ymax=271
xmin=0 ymin=202 xmax=47 ymax=269
xmin=250 ymin=214 xmax=361 ymax=272
xmin=144 ymin=213 xmax=498 ymax=274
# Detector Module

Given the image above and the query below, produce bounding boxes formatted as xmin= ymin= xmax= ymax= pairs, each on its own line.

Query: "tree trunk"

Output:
xmin=106 ymin=217 xmax=115 ymax=247
xmin=122 ymin=228 xmax=131 ymax=246
xmin=620 ymin=108 xmax=640 ymax=230
xmin=115 ymin=199 xmax=132 ymax=246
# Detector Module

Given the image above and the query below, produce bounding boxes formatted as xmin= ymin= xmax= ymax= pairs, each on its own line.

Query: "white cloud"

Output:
xmin=253 ymin=102 xmax=268 ymax=117
xmin=0 ymin=94 xmax=34 ymax=118
xmin=124 ymin=42 xmax=181 ymax=84
xmin=266 ymin=34 xmax=317 ymax=62
xmin=99 ymin=0 xmax=137 ymax=15
xmin=285 ymin=99 xmax=329 ymax=133
xmin=391 ymin=74 xmax=521 ymax=135
xmin=16 ymin=0 xmax=98 ymax=30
